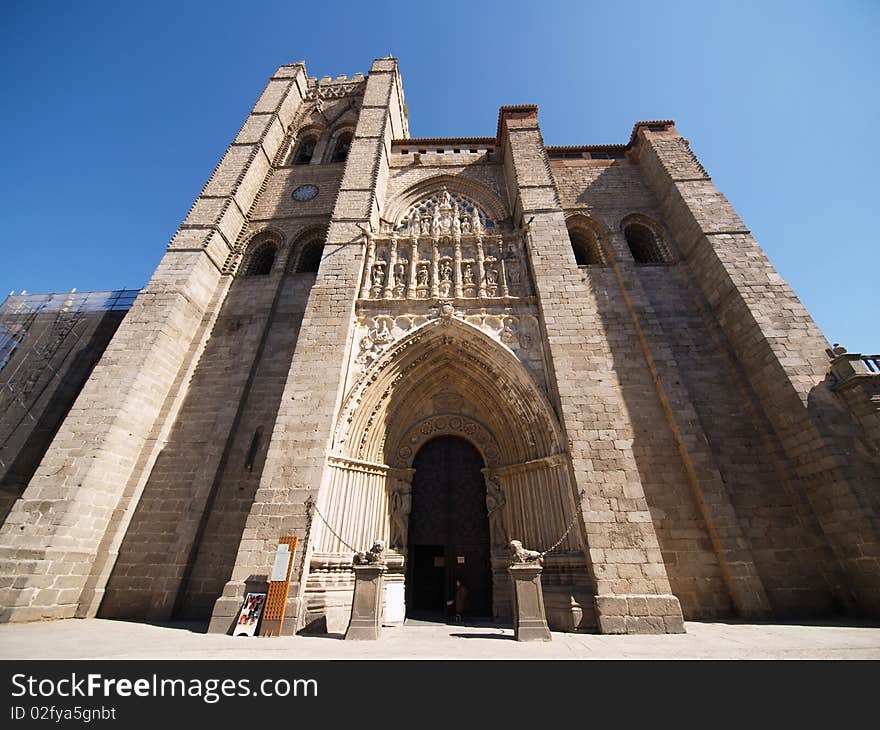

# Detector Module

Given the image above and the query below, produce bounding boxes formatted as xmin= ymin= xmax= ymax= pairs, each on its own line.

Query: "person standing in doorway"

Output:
xmin=447 ymin=578 xmax=469 ymax=622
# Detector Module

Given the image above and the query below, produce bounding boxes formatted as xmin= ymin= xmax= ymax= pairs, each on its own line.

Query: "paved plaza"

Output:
xmin=1 ymin=618 xmax=878 ymax=660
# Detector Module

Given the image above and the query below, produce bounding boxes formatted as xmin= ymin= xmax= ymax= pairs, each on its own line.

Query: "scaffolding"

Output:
xmin=0 ymin=289 xmax=139 ymax=469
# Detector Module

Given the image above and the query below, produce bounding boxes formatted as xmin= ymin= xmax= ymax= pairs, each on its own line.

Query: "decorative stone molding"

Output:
xmin=305 ymin=77 xmax=366 ymax=101
xmin=394 ymin=414 xmax=502 ymax=468
xmin=335 ymin=317 xmax=564 ymax=467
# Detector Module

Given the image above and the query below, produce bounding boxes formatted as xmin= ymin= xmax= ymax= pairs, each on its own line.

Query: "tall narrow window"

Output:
xmin=624 ymin=222 xmax=668 ymax=264
xmin=292 ymin=136 xmax=317 ymax=165
xmin=567 ymin=226 xmax=604 ymax=266
xmin=243 ymin=242 xmax=276 ymax=276
xmin=330 ymin=131 xmax=353 ymax=163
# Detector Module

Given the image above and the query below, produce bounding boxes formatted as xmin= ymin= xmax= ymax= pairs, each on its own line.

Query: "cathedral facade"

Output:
xmin=1 ymin=57 xmax=878 ymax=635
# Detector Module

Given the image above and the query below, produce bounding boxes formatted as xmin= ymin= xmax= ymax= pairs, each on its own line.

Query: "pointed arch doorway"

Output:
xmin=406 ymin=436 xmax=492 ymax=621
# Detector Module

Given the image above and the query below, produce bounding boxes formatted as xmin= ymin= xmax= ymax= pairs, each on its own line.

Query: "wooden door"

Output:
xmin=407 ymin=436 xmax=491 ymax=618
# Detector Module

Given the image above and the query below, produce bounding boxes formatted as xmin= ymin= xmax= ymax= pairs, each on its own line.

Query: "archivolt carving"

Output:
xmin=394 ymin=415 xmax=502 ymax=468
xmin=383 ymin=176 xmax=509 ymax=228
xmin=396 ymin=186 xmax=494 ymax=233
xmin=335 ymin=316 xmax=565 ymax=468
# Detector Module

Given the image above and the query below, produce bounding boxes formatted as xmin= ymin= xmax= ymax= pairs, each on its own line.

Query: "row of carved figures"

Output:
xmin=367 ymin=259 xmax=521 ymax=300
xmin=401 ymin=205 xmax=485 ymax=237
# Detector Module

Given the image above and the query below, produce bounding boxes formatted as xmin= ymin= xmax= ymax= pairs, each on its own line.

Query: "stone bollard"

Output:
xmin=345 ymin=541 xmax=386 ymax=641
xmin=507 ymin=540 xmax=552 ymax=642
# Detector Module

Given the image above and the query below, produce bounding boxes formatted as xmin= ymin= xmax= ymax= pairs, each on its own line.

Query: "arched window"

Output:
xmin=292 ymin=136 xmax=317 ymax=165
xmin=624 ymin=222 xmax=669 ymax=264
xmin=242 ymin=241 xmax=276 ymax=276
xmin=567 ymin=225 xmax=604 ymax=266
xmin=330 ymin=130 xmax=353 ymax=163
xmin=291 ymin=240 xmax=324 ymax=273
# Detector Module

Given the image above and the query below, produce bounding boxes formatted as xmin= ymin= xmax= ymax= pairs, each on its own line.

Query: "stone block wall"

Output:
xmin=635 ymin=125 xmax=879 ymax=615
xmin=499 ymin=107 xmax=686 ymax=633
xmin=98 ymin=266 xmax=315 ymax=620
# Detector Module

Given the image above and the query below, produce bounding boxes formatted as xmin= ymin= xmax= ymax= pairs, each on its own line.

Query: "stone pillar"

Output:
xmin=498 ymin=105 xmax=685 ymax=634
xmin=383 ymin=234 xmax=397 ymax=299
xmin=209 ymin=57 xmax=407 ymax=634
xmin=635 ymin=124 xmax=880 ymax=616
xmin=360 ymin=234 xmax=375 ymax=300
xmin=345 ymin=564 xmax=386 ymax=640
xmin=0 ymin=63 xmax=310 ymax=624
xmin=430 ymin=237 xmax=440 ymax=299
xmin=498 ymin=238 xmax=510 ymax=298
xmin=476 ymin=235 xmax=487 ymax=299
xmin=453 ymin=235 xmax=463 ymax=299
xmin=508 ymin=563 xmax=552 ymax=642
xmin=407 ymin=236 xmax=419 ymax=299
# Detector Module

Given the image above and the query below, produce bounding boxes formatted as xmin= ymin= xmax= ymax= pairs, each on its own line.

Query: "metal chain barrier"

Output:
xmin=306 ymin=497 xmax=363 ymax=555
xmin=538 ymin=489 xmax=585 ymax=556
xmin=304 ymin=489 xmax=585 ymax=558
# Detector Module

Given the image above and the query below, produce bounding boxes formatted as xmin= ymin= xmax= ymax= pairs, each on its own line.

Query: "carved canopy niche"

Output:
xmin=362 ymin=185 xmax=529 ymax=302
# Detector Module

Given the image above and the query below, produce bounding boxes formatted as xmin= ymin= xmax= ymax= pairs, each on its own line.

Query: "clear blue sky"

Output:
xmin=1 ymin=0 xmax=877 ymax=350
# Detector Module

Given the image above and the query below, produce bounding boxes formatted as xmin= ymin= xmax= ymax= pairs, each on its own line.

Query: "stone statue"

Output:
xmin=486 ymin=477 xmax=508 ymax=546
xmin=509 ymin=539 xmax=543 ymax=566
xmin=389 ymin=484 xmax=411 ymax=550
xmin=432 ymin=208 xmax=442 ymax=235
xmin=452 ymin=205 xmax=462 ymax=235
xmin=463 ymin=263 xmax=474 ymax=286
xmin=394 ymin=262 xmax=407 ymax=287
xmin=371 ymin=263 xmax=385 ymax=287
xmin=500 ymin=320 xmax=518 ymax=346
xmin=485 ymin=268 xmax=498 ymax=285
xmin=354 ymin=540 xmax=386 ymax=566
xmin=417 ymin=264 xmax=429 ymax=286
xmin=440 ymin=261 xmax=453 ymax=282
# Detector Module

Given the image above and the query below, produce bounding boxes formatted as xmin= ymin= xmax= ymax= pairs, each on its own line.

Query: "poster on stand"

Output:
xmin=232 ymin=592 xmax=266 ymax=636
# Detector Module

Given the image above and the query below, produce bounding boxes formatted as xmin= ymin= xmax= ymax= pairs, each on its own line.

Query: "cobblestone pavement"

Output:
xmin=1 ymin=618 xmax=879 ymax=659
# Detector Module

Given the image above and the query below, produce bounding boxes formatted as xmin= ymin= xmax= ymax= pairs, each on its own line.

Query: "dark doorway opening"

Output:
xmin=406 ymin=436 xmax=492 ymax=621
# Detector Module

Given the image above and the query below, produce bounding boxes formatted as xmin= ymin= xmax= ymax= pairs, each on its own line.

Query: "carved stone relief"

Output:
xmin=361 ymin=188 xmax=530 ymax=302
xmin=395 ymin=414 xmax=502 ymax=469
xmin=351 ymin=310 xmax=547 ymax=391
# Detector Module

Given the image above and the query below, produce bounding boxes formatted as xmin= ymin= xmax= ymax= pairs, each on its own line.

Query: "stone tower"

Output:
xmin=1 ymin=58 xmax=877 ymax=635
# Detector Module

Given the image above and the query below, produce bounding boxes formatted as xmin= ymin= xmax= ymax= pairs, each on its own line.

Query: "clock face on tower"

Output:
xmin=292 ymin=184 xmax=319 ymax=202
